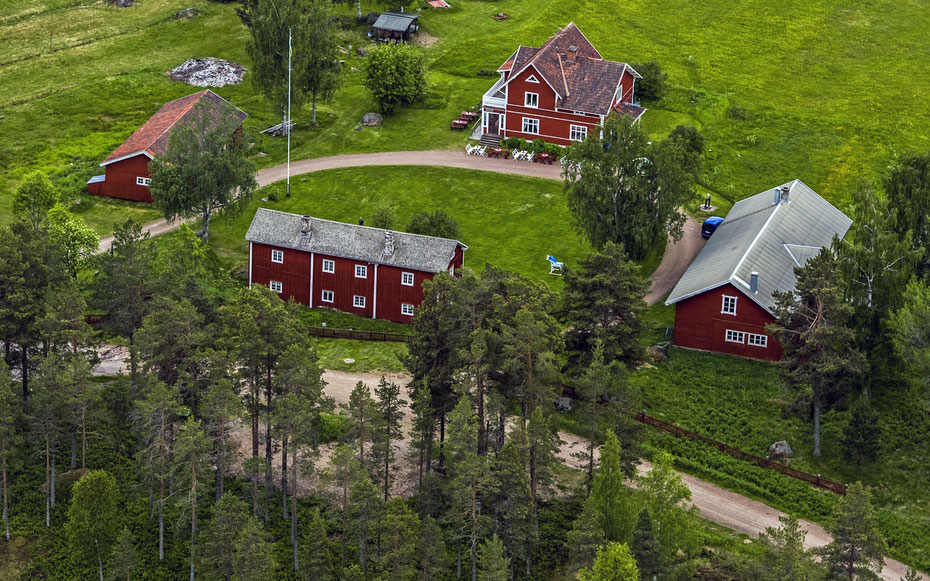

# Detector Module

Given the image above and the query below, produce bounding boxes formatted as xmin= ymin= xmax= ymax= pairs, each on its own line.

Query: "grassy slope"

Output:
xmin=209 ymin=165 xmax=590 ymax=286
xmin=8 ymin=0 xmax=930 ymax=234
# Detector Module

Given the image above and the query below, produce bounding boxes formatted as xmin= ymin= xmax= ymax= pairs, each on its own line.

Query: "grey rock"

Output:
xmin=175 ymin=8 xmax=198 ymax=19
xmin=362 ymin=112 xmax=383 ymax=126
xmin=768 ymin=440 xmax=794 ymax=460
xmin=168 ymin=57 xmax=245 ymax=87
xmin=646 ymin=344 xmax=669 ymax=363
xmin=554 ymin=397 xmax=573 ymax=412
xmin=114 ymin=0 xmax=133 ymax=7
xmin=356 ymin=47 xmax=368 ymax=57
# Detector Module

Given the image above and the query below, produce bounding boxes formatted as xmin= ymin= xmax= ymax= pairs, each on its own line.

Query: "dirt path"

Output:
xmin=645 ymin=217 xmax=705 ymax=305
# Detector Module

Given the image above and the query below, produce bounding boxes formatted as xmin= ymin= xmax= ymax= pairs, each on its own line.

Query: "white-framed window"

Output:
xmin=322 ymin=259 xmax=335 ymax=274
xmin=353 ymin=295 xmax=366 ymax=308
xmin=721 ymin=295 xmax=738 ymax=315
xmin=570 ymin=125 xmax=588 ymax=142
xmin=269 ymin=280 xmax=283 ymax=293
xmin=401 ymin=272 xmax=415 ymax=286
xmin=448 ymin=265 xmax=455 ymax=276
xmin=271 ymin=249 xmax=284 ymax=264
xmin=524 ymin=92 xmax=539 ymax=107
xmin=522 ymin=117 xmax=539 ymax=134
xmin=401 ymin=303 xmax=414 ymax=316
xmin=747 ymin=333 xmax=768 ymax=348
xmin=136 ymin=176 xmax=151 ymax=186
xmin=355 ymin=264 xmax=368 ymax=278
xmin=725 ymin=330 xmax=745 ymax=344
xmin=321 ymin=290 xmax=334 ymax=303
xmin=526 ymin=74 xmax=540 ymax=84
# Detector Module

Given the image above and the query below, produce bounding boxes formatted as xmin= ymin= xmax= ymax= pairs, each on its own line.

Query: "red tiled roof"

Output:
xmin=502 ymin=23 xmax=640 ymax=115
xmin=613 ymin=102 xmax=647 ymax=121
xmin=102 ymin=90 xmax=248 ymax=165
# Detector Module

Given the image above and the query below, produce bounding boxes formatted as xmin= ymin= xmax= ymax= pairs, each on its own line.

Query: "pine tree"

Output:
xmin=842 ymin=396 xmax=882 ymax=475
xmin=345 ymin=380 xmax=379 ymax=472
xmin=274 ymin=392 xmax=317 ymax=572
xmin=820 ymin=483 xmax=886 ymax=580
xmin=567 ymin=496 xmax=605 ymax=574
xmin=200 ymin=492 xmax=251 ymax=581
xmin=300 ymin=508 xmax=333 ymax=581
xmin=174 ymin=417 xmax=213 ymax=581
xmin=378 ymin=498 xmax=420 ymax=581
xmin=66 ymin=470 xmax=120 ymax=581
xmin=630 ymin=509 xmax=663 ymax=581
xmin=637 ymin=452 xmax=696 ymax=561
xmin=901 ymin=568 xmax=923 ymax=581
xmin=31 ymin=354 xmax=71 ymax=527
xmin=135 ymin=381 xmax=183 ymax=561
xmin=39 ymin=278 xmax=93 ymax=356
xmin=107 ymin=527 xmax=139 ymax=581
xmin=0 ymin=361 xmax=16 ymax=541
xmin=202 ymin=379 xmax=242 ymax=500
xmin=590 ymin=432 xmax=635 ymax=542
xmin=65 ymin=354 xmax=99 ymax=471
xmin=326 ymin=443 xmax=363 ymax=570
xmin=757 ymin=515 xmax=825 ymax=581
xmin=578 ymin=542 xmax=640 ymax=581
xmin=373 ymin=376 xmax=406 ymax=501
xmin=418 ymin=516 xmax=451 ymax=581
xmin=232 ymin=517 xmax=277 ymax=580
xmin=477 ymin=535 xmax=510 ymax=581
xmin=350 ymin=475 xmax=381 ymax=575
xmin=489 ymin=424 xmax=534 ymax=578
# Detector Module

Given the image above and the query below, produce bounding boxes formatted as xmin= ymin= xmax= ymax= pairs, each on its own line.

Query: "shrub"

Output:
xmin=318 ymin=412 xmax=349 ymax=443
xmin=503 ymin=137 xmax=521 ymax=150
xmin=477 ymin=68 xmax=496 ymax=77
xmin=370 ymin=203 xmax=396 ymax=230
xmin=406 ymin=209 xmax=460 ymax=239
xmin=363 ymin=43 xmax=427 ymax=115
xmin=726 ymin=105 xmax=750 ymax=120
xmin=668 ymin=125 xmax=705 ymax=157
xmin=530 ymin=138 xmax=548 ymax=154
xmin=632 ymin=61 xmax=668 ymax=103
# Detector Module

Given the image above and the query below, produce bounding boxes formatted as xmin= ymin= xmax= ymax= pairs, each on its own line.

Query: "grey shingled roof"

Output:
xmin=372 ymin=12 xmax=419 ymax=32
xmin=245 ymin=208 xmax=466 ymax=273
xmin=665 ymin=180 xmax=852 ymax=313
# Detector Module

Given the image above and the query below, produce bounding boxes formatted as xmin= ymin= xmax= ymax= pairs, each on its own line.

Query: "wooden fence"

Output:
xmin=634 ymin=411 xmax=848 ymax=495
xmin=307 ymin=327 xmax=410 ymax=342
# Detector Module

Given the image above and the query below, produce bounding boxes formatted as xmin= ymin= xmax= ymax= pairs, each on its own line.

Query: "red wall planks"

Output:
xmin=672 ymin=283 xmax=783 ymax=361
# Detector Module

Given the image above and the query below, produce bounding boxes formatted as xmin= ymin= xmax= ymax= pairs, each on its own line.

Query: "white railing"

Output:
xmin=481 ymin=77 xmax=506 ymax=109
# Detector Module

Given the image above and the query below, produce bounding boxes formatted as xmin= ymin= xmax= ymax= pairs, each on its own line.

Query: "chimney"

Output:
xmin=299 ymin=216 xmax=312 ymax=237
xmin=567 ymin=45 xmax=578 ymax=63
xmin=383 ymin=231 xmax=395 ymax=256
xmin=780 ymin=185 xmax=791 ymax=203
xmin=750 ymin=272 xmax=759 ymax=293
xmin=773 ymin=188 xmax=780 ymax=204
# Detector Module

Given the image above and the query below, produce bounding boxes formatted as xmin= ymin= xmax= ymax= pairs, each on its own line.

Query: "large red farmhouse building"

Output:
xmin=246 ymin=208 xmax=467 ymax=323
xmin=87 ymin=90 xmax=247 ymax=202
xmin=665 ymin=180 xmax=852 ymax=361
xmin=479 ymin=23 xmax=645 ymax=146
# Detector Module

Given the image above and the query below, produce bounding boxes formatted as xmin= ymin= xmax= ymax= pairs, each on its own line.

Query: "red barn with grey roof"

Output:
xmin=480 ymin=23 xmax=645 ymax=146
xmin=87 ymin=90 xmax=247 ymax=202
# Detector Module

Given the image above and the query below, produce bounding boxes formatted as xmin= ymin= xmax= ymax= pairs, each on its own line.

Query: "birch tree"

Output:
xmin=66 ymin=470 xmax=119 ymax=581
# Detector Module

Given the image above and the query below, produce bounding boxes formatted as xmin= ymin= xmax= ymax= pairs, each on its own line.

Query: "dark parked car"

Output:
xmin=701 ymin=216 xmax=724 ymax=238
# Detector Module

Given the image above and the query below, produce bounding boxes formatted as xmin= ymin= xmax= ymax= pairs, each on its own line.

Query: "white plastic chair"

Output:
xmin=465 ymin=144 xmax=477 ymax=155
xmin=477 ymin=145 xmax=487 ymax=156
xmin=547 ymin=255 xmax=563 ymax=275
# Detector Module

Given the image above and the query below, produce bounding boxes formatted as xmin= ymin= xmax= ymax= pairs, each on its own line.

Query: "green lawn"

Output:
xmin=208 ymin=165 xmax=591 ymax=287
xmin=10 ymin=0 xmax=930 ymax=235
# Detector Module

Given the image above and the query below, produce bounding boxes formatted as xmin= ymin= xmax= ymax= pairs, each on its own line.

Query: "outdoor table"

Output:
xmin=489 ymin=147 xmax=503 ymax=158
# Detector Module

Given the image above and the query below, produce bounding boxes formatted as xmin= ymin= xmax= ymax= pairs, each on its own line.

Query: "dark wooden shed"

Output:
xmin=369 ymin=11 xmax=419 ymax=43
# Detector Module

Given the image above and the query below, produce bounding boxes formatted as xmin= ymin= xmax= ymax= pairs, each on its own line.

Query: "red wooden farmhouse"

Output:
xmin=665 ymin=180 xmax=852 ymax=361
xmin=246 ymin=208 xmax=467 ymax=323
xmin=87 ymin=90 xmax=247 ymax=202
xmin=479 ymin=23 xmax=645 ymax=146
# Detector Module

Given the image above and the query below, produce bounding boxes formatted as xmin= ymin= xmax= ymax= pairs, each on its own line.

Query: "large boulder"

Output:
xmin=554 ymin=397 xmax=573 ymax=413
xmin=767 ymin=440 xmax=794 ymax=460
xmin=362 ymin=112 xmax=383 ymax=127
xmin=646 ymin=344 xmax=669 ymax=363
xmin=114 ymin=0 xmax=133 ymax=7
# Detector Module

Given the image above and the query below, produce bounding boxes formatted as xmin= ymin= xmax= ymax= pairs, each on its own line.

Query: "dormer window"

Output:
xmin=526 ymin=74 xmax=540 ymax=84
xmin=525 ymin=92 xmax=539 ymax=108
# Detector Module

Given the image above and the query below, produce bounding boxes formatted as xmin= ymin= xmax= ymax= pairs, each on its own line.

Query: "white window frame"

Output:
xmin=136 ymin=176 xmax=151 ymax=186
xmin=355 ymin=264 xmax=368 ymax=279
xmin=524 ymin=92 xmax=539 ymax=108
xmin=322 ymin=259 xmax=335 ymax=274
xmin=570 ymin=125 xmax=588 ymax=142
xmin=747 ymin=333 xmax=768 ymax=348
xmin=721 ymin=295 xmax=738 ymax=315
xmin=269 ymin=280 xmax=283 ymax=293
xmin=725 ymin=330 xmax=745 ymax=344
xmin=526 ymin=74 xmax=540 ymax=84
xmin=271 ymin=249 xmax=284 ymax=264
xmin=401 ymin=272 xmax=415 ymax=286
xmin=353 ymin=295 xmax=366 ymax=308
xmin=401 ymin=303 xmax=414 ymax=316
xmin=522 ymin=117 xmax=539 ymax=134
xmin=321 ymin=290 xmax=334 ymax=303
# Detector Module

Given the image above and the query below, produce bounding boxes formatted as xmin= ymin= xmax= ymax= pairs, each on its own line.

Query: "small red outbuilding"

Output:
xmin=665 ymin=180 xmax=852 ymax=361
xmin=87 ymin=90 xmax=247 ymax=202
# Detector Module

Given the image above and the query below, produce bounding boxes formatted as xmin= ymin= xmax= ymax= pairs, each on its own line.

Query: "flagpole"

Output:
xmin=286 ymin=27 xmax=292 ymax=198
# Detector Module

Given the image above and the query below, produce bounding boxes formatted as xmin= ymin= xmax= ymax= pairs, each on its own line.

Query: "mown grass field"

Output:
xmin=8 ymin=0 xmax=930 ymax=235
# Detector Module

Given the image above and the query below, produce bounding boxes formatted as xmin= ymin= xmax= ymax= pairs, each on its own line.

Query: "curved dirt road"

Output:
xmin=645 ymin=217 xmax=704 ymax=305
